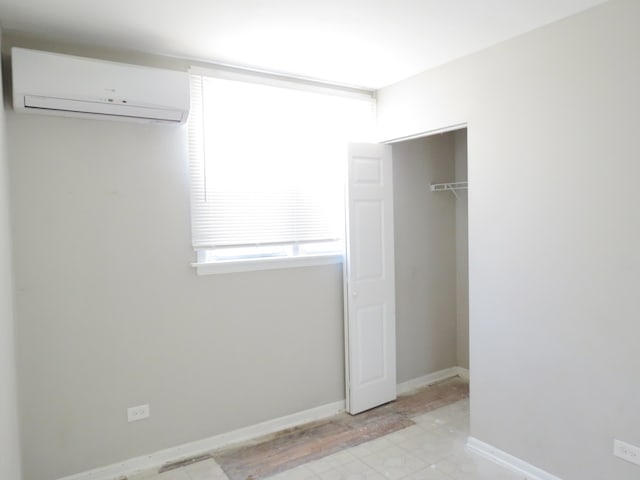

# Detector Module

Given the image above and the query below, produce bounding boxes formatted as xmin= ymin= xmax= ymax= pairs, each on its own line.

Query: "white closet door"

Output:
xmin=344 ymin=143 xmax=396 ymax=415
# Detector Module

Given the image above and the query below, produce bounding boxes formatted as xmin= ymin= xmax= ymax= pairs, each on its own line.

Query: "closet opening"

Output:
xmin=391 ymin=127 xmax=469 ymax=388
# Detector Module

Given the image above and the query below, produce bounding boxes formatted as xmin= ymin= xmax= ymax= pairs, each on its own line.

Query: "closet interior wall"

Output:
xmin=392 ymin=129 xmax=468 ymax=385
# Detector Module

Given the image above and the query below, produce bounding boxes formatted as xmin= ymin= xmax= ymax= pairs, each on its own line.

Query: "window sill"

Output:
xmin=192 ymin=253 xmax=343 ymax=275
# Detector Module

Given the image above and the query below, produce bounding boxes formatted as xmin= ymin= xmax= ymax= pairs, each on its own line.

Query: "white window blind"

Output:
xmin=188 ymin=71 xmax=375 ymax=268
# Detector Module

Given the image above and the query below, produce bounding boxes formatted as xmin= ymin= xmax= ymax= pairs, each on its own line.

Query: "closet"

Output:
xmin=391 ymin=128 xmax=469 ymax=385
xmin=343 ymin=129 xmax=468 ymax=414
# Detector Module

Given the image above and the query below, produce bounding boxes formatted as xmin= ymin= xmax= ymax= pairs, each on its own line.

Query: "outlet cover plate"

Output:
xmin=614 ymin=439 xmax=640 ymax=466
xmin=127 ymin=404 xmax=150 ymax=422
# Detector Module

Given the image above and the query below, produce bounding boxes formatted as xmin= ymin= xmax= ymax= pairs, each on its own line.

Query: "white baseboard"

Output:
xmin=57 ymin=400 xmax=346 ymax=480
xmin=467 ymin=437 xmax=563 ymax=480
xmin=397 ymin=367 xmax=458 ymax=395
xmin=58 ymin=368 xmax=470 ymax=480
xmin=397 ymin=366 xmax=469 ymax=395
xmin=456 ymin=366 xmax=470 ymax=381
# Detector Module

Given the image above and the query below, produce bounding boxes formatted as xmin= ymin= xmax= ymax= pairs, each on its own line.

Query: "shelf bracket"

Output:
xmin=429 ymin=181 xmax=468 ymax=198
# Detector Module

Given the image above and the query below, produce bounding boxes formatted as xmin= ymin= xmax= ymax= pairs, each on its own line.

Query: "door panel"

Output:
xmin=353 ymin=201 xmax=384 ymax=280
xmin=345 ymin=143 xmax=396 ymax=415
xmin=356 ymin=305 xmax=385 ymax=383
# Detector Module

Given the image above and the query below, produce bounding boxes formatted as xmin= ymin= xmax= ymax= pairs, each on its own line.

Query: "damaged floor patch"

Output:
xmin=213 ymin=376 xmax=469 ymax=480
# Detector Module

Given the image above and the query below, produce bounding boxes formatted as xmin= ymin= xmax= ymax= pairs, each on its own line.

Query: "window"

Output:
xmin=188 ymin=69 xmax=375 ymax=274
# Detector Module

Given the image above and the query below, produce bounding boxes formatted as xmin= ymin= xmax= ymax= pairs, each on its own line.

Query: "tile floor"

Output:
xmin=136 ymin=398 xmax=526 ymax=480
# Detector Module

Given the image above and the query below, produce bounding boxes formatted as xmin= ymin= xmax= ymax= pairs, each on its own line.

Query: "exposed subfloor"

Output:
xmin=210 ymin=377 xmax=468 ymax=480
xmin=134 ymin=376 xmax=525 ymax=480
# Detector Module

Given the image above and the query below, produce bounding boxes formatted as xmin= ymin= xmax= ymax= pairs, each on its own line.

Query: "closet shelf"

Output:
xmin=430 ymin=181 xmax=468 ymax=198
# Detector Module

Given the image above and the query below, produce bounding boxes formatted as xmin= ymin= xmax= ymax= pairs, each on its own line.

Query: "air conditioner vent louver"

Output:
xmin=12 ymin=48 xmax=190 ymax=124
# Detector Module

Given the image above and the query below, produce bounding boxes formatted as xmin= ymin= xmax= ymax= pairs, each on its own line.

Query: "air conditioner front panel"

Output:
xmin=12 ymin=48 xmax=190 ymax=124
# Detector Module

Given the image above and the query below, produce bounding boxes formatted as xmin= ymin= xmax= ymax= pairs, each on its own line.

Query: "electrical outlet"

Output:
xmin=614 ymin=439 xmax=640 ymax=466
xmin=127 ymin=404 xmax=150 ymax=422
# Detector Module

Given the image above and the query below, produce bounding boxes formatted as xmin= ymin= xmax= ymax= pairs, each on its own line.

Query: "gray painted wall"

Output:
xmin=0 ymin=30 xmax=22 ymax=480
xmin=454 ymin=130 xmax=468 ymax=370
xmin=1 ymin=34 xmax=468 ymax=480
xmin=393 ymin=135 xmax=457 ymax=383
xmin=378 ymin=1 xmax=640 ymax=478
xmin=7 ymin=98 xmax=345 ymax=478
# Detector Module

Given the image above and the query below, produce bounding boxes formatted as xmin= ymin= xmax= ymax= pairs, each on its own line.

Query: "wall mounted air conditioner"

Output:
xmin=11 ymin=47 xmax=190 ymax=124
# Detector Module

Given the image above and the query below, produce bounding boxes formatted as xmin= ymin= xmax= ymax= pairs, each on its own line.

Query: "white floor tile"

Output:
xmin=267 ymin=464 xmax=320 ymax=480
xmin=306 ymin=450 xmax=358 ymax=475
xmin=183 ymin=458 xmax=229 ymax=480
xmin=360 ymin=445 xmax=429 ymax=480
xmin=348 ymin=437 xmax=396 ymax=459
xmin=394 ymin=430 xmax=457 ymax=464
xmin=413 ymin=409 xmax=458 ymax=430
xmin=401 ymin=465 xmax=452 ymax=480
xmin=383 ymin=425 xmax=429 ymax=444
xmin=316 ymin=459 xmax=386 ymax=480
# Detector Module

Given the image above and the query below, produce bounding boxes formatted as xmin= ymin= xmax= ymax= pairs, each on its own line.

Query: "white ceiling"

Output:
xmin=0 ymin=0 xmax=606 ymax=89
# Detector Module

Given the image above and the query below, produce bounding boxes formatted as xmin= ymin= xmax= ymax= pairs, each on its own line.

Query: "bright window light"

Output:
xmin=188 ymin=73 xmax=375 ymax=270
